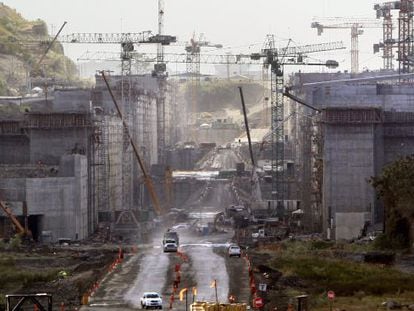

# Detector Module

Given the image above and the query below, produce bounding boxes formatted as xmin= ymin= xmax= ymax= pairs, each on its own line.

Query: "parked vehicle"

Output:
xmin=228 ymin=244 xmax=241 ymax=257
xmin=141 ymin=292 xmax=163 ymax=309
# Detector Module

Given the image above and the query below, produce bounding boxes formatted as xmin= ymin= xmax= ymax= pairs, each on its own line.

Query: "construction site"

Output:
xmin=1 ymin=0 xmax=414 ymax=310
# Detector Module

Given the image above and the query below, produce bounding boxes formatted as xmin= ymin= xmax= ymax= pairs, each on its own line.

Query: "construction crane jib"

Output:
xmin=311 ymin=17 xmax=383 ymax=74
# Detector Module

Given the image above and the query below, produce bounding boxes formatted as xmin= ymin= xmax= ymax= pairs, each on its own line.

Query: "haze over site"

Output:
xmin=4 ymin=0 xmax=385 ymax=73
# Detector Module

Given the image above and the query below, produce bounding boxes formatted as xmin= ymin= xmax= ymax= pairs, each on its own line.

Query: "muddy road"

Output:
xmin=81 ymin=159 xmax=249 ymax=311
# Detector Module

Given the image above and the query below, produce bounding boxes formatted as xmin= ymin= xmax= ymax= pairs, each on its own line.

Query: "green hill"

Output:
xmin=0 ymin=3 xmax=78 ymax=95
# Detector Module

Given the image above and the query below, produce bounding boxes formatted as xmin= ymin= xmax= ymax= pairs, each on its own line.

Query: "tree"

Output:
xmin=370 ymin=156 xmax=414 ymax=249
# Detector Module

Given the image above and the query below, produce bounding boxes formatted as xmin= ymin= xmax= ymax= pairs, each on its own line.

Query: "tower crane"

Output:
xmin=155 ymin=0 xmax=168 ymax=164
xmin=256 ymin=36 xmax=342 ymax=206
xmin=311 ymin=17 xmax=383 ymax=73
xmin=374 ymin=1 xmax=414 ymax=74
xmin=77 ymin=40 xmax=344 ymax=206
xmin=374 ymin=1 xmax=400 ymax=70
xmin=185 ymin=33 xmax=223 ymax=127
xmin=55 ymin=31 xmax=176 ymax=76
xmin=53 ymin=7 xmax=176 ymax=165
xmin=185 ymin=33 xmax=223 ymax=82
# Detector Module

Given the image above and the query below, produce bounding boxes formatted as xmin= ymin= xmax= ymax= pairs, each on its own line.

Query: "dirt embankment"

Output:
xmin=0 ymin=245 xmax=119 ymax=310
xmin=243 ymin=241 xmax=414 ymax=311
xmin=185 ymin=81 xmax=264 ymax=114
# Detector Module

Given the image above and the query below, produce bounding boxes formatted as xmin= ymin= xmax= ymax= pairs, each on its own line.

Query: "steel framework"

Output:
xmin=398 ymin=0 xmax=414 ymax=73
xmin=383 ymin=4 xmax=395 ymax=70
xmin=261 ymin=37 xmax=343 ymax=204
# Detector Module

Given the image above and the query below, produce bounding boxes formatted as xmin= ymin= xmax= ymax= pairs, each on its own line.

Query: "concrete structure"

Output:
xmin=0 ymin=155 xmax=88 ymax=242
xmin=0 ymin=73 xmax=180 ymax=242
xmin=289 ymin=72 xmax=414 ymax=240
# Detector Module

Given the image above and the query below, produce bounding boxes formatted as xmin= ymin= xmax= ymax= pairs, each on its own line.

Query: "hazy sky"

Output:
xmin=3 ymin=0 xmax=388 ymax=73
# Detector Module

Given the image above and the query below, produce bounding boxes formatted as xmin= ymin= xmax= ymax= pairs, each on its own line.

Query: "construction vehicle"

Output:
xmin=0 ymin=200 xmax=32 ymax=239
xmin=163 ymin=230 xmax=179 ymax=245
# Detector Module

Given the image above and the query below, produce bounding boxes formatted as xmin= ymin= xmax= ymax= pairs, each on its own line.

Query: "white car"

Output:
xmin=141 ymin=292 xmax=163 ymax=309
xmin=163 ymin=240 xmax=178 ymax=253
xmin=228 ymin=244 xmax=241 ymax=257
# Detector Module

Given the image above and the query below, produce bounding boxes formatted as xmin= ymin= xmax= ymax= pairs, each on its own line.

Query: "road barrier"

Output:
xmin=82 ymin=245 xmax=126 ymax=305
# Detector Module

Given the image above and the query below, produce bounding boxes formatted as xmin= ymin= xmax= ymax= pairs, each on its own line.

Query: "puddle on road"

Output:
xmin=180 ymin=242 xmax=231 ymax=248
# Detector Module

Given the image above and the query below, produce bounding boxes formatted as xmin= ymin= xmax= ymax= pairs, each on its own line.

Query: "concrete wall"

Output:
xmin=106 ymin=117 xmax=123 ymax=214
xmin=29 ymin=129 xmax=89 ymax=165
xmin=53 ymin=90 xmax=91 ymax=113
xmin=0 ymin=155 xmax=88 ymax=242
xmin=0 ymin=136 xmax=29 ymax=164
xmin=0 ymin=178 xmax=26 ymax=201
xmin=335 ymin=212 xmax=368 ymax=240
xmin=323 ymin=124 xmax=377 ymax=240
xmin=313 ymin=84 xmax=414 ymax=112
xmin=303 ymin=73 xmax=414 ymax=240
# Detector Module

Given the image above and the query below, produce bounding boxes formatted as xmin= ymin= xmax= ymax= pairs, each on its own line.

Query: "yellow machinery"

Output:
xmin=0 ymin=200 xmax=32 ymax=238
xmin=191 ymin=302 xmax=247 ymax=311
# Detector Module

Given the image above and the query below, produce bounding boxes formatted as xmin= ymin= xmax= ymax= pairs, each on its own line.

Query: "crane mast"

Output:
xmin=185 ymin=33 xmax=223 ymax=134
xmin=155 ymin=0 xmax=168 ymax=164
xmin=398 ymin=0 xmax=414 ymax=73
xmin=260 ymin=37 xmax=342 ymax=207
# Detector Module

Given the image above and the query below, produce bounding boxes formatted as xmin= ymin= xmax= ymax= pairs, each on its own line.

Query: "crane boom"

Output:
xmin=0 ymin=201 xmax=26 ymax=234
xmin=53 ymin=31 xmax=176 ymax=45
xmin=277 ymin=41 xmax=346 ymax=56
xmin=100 ymin=71 xmax=163 ymax=216
xmin=77 ymin=41 xmax=345 ymax=65
xmin=312 ymin=18 xmax=383 ymax=73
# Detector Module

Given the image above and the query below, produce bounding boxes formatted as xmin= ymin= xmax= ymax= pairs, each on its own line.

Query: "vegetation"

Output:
xmin=0 ymin=3 xmax=78 ymax=95
xmin=370 ymin=155 xmax=414 ymax=249
xmin=272 ymin=254 xmax=414 ymax=296
xmin=258 ymin=240 xmax=414 ymax=310
xmin=0 ymin=255 xmax=58 ymax=291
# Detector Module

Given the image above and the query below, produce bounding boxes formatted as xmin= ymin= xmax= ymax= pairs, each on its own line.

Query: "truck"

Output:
xmin=163 ymin=230 xmax=179 ymax=244
xmin=163 ymin=230 xmax=179 ymax=253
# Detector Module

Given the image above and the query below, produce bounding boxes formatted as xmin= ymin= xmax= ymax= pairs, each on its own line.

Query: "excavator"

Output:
xmin=0 ymin=200 xmax=32 ymax=239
